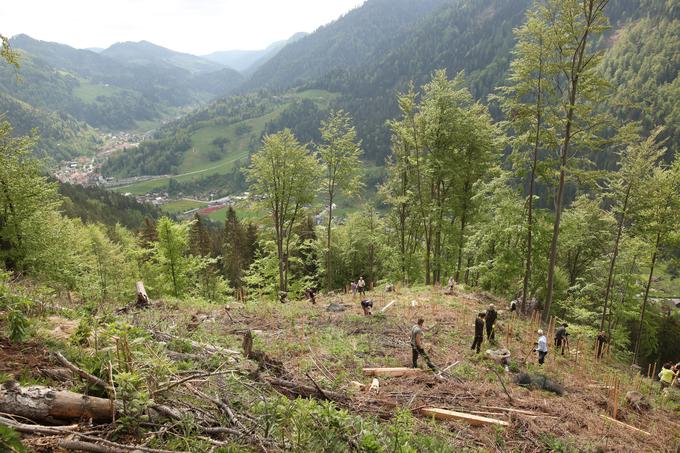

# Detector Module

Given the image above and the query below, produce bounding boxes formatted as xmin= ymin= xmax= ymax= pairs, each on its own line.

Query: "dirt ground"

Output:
xmin=6 ymin=287 xmax=680 ymax=452
xmin=207 ymin=287 xmax=680 ymax=452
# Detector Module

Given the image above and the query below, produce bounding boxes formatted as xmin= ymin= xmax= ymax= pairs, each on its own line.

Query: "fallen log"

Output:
xmin=363 ymin=367 xmax=424 ymax=377
xmin=420 ymin=407 xmax=509 ymax=427
xmin=58 ymin=440 xmax=125 ymax=453
xmin=600 ymin=414 xmax=651 ymax=436
xmin=0 ymin=381 xmax=112 ymax=423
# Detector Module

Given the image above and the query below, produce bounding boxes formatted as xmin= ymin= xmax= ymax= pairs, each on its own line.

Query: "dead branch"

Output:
xmin=54 ymin=352 xmax=112 ymax=391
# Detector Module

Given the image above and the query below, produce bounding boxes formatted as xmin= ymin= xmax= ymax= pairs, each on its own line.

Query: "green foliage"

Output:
xmin=0 ymin=425 xmax=25 ymax=453
xmin=252 ymin=396 xmax=452 ymax=452
xmin=114 ymin=370 xmax=150 ymax=434
xmin=246 ymin=129 xmax=321 ymax=292
xmin=59 ymin=182 xmax=162 ymax=229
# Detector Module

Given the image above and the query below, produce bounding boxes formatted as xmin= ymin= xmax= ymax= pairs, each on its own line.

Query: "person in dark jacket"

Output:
xmin=485 ymin=304 xmax=497 ymax=341
xmin=471 ymin=312 xmax=486 ymax=353
xmin=554 ymin=323 xmax=568 ymax=355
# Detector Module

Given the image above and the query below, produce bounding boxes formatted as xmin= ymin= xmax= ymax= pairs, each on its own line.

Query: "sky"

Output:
xmin=4 ymin=0 xmax=364 ymax=55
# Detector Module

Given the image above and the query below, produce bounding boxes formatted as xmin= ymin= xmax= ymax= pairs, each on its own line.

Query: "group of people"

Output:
xmin=350 ymin=277 xmax=367 ymax=297
xmin=471 ymin=304 xmax=497 ymax=353
xmin=409 ymin=301 xmax=621 ymax=371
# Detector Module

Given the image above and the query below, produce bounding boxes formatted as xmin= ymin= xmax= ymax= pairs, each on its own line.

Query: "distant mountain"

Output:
xmin=101 ymin=40 xmax=224 ymax=74
xmin=0 ymin=35 xmax=244 ymax=151
xmin=242 ymin=0 xmax=450 ymax=92
xmin=85 ymin=47 xmax=104 ymax=53
xmin=203 ymin=32 xmax=307 ymax=73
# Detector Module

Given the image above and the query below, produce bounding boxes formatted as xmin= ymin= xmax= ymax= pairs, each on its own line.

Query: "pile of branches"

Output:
xmin=2 ymin=332 xmax=355 ymax=452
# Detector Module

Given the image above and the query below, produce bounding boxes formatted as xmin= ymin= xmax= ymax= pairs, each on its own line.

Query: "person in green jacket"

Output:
xmin=658 ymin=362 xmax=675 ymax=390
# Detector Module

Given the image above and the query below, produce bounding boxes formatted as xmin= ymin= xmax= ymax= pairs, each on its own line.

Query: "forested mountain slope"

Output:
xmin=0 ymin=91 xmax=98 ymax=161
xmin=242 ymin=0 xmax=450 ymax=92
xmin=100 ymin=40 xmax=223 ymax=74
xmin=0 ymin=35 xmax=243 ymax=153
xmin=601 ymin=3 xmax=680 ymax=156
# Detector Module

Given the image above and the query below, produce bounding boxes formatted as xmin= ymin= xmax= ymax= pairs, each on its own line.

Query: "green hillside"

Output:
xmin=108 ymin=89 xmax=337 ymax=195
xmin=0 ymin=34 xmax=244 ymax=161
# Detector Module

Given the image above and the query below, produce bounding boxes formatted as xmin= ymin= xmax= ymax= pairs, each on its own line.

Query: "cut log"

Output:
xmin=363 ymin=367 xmax=424 ymax=377
xmin=58 ymin=440 xmax=125 ymax=453
xmin=420 ymin=407 xmax=509 ymax=427
xmin=380 ymin=300 xmax=396 ymax=312
xmin=0 ymin=381 xmax=112 ymax=423
xmin=600 ymin=414 xmax=651 ymax=435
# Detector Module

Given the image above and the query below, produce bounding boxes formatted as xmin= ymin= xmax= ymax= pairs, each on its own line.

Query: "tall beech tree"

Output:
xmin=599 ymin=129 xmax=665 ymax=331
xmin=246 ymin=130 xmax=320 ymax=293
xmin=632 ymin=157 xmax=680 ymax=364
xmin=535 ymin=0 xmax=612 ymax=321
xmin=317 ymin=110 xmax=363 ymax=291
xmin=496 ymin=9 xmax=551 ymax=312
xmin=387 ymin=71 xmax=498 ymax=285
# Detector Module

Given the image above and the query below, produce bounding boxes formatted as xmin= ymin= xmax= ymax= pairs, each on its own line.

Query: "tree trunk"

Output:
xmin=326 ymin=194 xmax=333 ymax=292
xmin=135 ymin=281 xmax=149 ymax=307
xmin=0 ymin=382 xmax=113 ymax=423
xmin=455 ymin=200 xmax=468 ymax=283
xmin=600 ymin=184 xmax=630 ymax=330
xmin=633 ymin=231 xmax=661 ymax=364
xmin=276 ymin=235 xmax=285 ymax=293
xmin=424 ymin=227 xmax=432 ymax=286
xmin=521 ymin=42 xmax=543 ymax=314
xmin=544 ymin=0 xmax=598 ymax=322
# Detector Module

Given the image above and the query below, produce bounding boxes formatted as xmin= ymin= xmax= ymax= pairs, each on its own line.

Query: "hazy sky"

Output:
xmin=4 ymin=0 xmax=364 ymax=55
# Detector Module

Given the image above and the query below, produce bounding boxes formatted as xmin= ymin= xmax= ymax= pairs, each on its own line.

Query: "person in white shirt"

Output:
xmin=536 ymin=329 xmax=548 ymax=365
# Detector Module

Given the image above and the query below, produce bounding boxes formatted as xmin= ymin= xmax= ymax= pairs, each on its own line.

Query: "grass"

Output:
xmin=73 ymin=80 xmax=125 ymax=103
xmin=205 ymin=206 xmax=265 ymax=222
xmin=161 ymin=199 xmax=207 ymax=214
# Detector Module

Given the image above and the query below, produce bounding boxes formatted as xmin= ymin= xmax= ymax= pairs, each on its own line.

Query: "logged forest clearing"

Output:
xmin=2 ymin=285 xmax=679 ymax=452
xmin=3 ymin=0 xmax=680 ymax=451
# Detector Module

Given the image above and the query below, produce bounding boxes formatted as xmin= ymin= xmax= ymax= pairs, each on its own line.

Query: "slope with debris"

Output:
xmin=2 ymin=285 xmax=679 ymax=452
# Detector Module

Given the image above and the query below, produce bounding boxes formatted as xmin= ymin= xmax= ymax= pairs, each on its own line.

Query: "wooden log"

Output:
xmin=363 ymin=367 xmax=425 ymax=377
xmin=380 ymin=300 xmax=396 ymax=312
xmin=420 ymin=407 xmax=509 ymax=427
xmin=600 ymin=414 xmax=651 ymax=436
xmin=152 ymin=330 xmax=240 ymax=356
xmin=58 ymin=440 xmax=125 ymax=453
xmin=0 ymin=381 xmax=112 ymax=423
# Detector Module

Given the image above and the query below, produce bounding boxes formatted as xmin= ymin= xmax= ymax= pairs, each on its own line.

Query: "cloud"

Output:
xmin=4 ymin=0 xmax=363 ymax=54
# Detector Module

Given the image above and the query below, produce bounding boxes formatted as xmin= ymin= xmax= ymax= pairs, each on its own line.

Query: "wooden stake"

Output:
xmin=600 ymin=415 xmax=651 ymax=436
xmin=421 ymin=407 xmax=509 ymax=427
